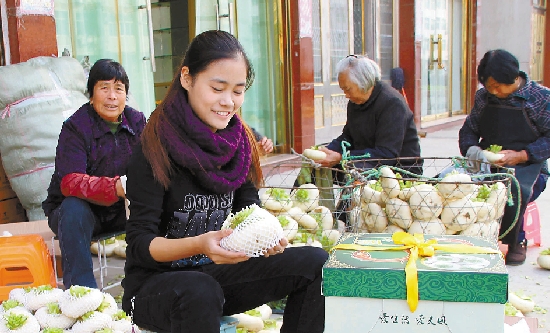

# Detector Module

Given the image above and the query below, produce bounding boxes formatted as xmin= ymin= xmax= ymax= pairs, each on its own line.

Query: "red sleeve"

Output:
xmin=61 ymin=173 xmax=120 ymax=206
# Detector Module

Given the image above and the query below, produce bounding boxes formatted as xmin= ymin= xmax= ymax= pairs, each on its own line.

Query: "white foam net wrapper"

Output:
xmin=220 ymin=205 xmax=285 ymax=257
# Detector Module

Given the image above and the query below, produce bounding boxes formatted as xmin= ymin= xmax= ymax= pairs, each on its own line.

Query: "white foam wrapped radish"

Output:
xmin=408 ymin=185 xmax=443 ymax=221
xmin=220 ymin=204 xmax=285 ymax=257
xmin=0 ymin=308 xmax=40 ymax=333
xmin=96 ymin=293 xmax=118 ymax=316
xmin=71 ymin=311 xmax=112 ymax=333
xmin=277 ymin=215 xmax=299 ymax=241
xmin=408 ymin=219 xmax=446 ymax=235
xmin=58 ymin=286 xmax=104 ymax=319
xmin=309 ymin=206 xmax=334 ymax=231
xmin=291 ymin=184 xmax=319 ymax=212
xmin=440 ymin=196 xmax=478 ymax=232
xmin=0 ymin=300 xmax=26 ymax=315
xmin=8 ymin=289 xmax=27 ymax=307
xmin=437 ymin=172 xmax=475 ymax=200
xmin=34 ymin=303 xmax=76 ymax=329
xmin=25 ymin=286 xmax=64 ymax=311
xmin=110 ymin=310 xmax=133 ymax=333
xmin=385 ymin=197 xmax=413 ymax=230
xmin=260 ymin=188 xmax=293 ymax=212
xmin=379 ymin=167 xmax=400 ymax=199
xmin=363 ymin=203 xmax=388 ymax=232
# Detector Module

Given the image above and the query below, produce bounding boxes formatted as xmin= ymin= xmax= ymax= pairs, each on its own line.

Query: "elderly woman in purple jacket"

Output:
xmin=42 ymin=59 xmax=146 ymax=289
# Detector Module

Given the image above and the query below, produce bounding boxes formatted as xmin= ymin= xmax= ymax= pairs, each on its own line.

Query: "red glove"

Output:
xmin=61 ymin=173 xmax=120 ymax=206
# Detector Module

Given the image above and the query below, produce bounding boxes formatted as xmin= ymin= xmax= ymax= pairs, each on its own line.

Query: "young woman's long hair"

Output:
xmin=141 ymin=30 xmax=263 ymax=190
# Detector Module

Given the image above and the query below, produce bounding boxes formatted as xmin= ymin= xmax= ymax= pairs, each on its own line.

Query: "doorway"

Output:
xmin=418 ymin=0 xmax=466 ymax=122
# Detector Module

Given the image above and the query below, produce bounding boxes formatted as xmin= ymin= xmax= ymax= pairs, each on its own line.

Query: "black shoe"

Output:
xmin=505 ymin=240 xmax=527 ymax=266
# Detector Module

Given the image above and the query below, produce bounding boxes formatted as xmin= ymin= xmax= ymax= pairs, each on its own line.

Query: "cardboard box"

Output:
xmin=323 ymin=233 xmax=508 ymax=333
xmin=0 ymin=161 xmax=17 ymax=201
xmin=0 ymin=197 xmax=28 ymax=224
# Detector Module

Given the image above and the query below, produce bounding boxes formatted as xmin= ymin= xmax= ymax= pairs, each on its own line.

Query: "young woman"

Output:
xmin=42 ymin=59 xmax=146 ymax=289
xmin=122 ymin=30 xmax=327 ymax=333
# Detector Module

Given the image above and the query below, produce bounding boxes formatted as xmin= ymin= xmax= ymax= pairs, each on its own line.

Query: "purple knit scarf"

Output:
xmin=158 ymin=90 xmax=251 ymax=194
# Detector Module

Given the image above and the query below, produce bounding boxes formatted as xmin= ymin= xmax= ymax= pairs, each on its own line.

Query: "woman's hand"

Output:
xmin=263 ymin=237 xmax=289 ymax=258
xmin=317 ymin=146 xmax=342 ymax=167
xmin=258 ymin=136 xmax=274 ymax=154
xmin=494 ymin=150 xmax=528 ymax=166
xmin=201 ymin=230 xmax=250 ymax=264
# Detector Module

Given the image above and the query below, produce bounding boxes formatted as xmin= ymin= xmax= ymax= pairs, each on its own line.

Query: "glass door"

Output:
xmin=54 ymin=0 xmax=156 ymax=118
xmin=195 ymin=0 xmax=286 ymax=152
xmin=313 ymin=0 xmax=354 ymax=145
xmin=418 ymin=0 xmax=465 ymax=121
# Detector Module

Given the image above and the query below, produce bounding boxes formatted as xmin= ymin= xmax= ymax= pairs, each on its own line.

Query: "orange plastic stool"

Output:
xmin=0 ymin=234 xmax=57 ymax=301
xmin=523 ymin=201 xmax=541 ymax=247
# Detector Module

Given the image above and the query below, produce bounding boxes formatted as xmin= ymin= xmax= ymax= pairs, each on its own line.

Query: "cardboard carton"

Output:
xmin=323 ymin=233 xmax=507 ymax=333
xmin=0 ymin=197 xmax=27 ymax=224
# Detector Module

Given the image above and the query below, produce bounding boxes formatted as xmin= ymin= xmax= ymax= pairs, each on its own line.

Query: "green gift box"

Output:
xmin=322 ymin=233 xmax=508 ymax=304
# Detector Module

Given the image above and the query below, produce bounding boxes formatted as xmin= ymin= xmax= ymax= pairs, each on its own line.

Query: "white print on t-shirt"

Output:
xmin=166 ymin=192 xmax=234 ymax=239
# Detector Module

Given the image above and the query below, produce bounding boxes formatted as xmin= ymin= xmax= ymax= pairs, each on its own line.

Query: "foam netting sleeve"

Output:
xmin=220 ymin=205 xmax=285 ymax=257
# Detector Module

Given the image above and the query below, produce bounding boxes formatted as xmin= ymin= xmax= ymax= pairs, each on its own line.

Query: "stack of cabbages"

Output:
xmin=0 ymin=285 xmax=137 ymax=333
xmin=349 ymin=166 xmax=508 ymax=240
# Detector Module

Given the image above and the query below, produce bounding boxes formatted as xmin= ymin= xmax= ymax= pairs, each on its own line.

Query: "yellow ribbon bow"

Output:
xmin=332 ymin=231 xmax=501 ymax=312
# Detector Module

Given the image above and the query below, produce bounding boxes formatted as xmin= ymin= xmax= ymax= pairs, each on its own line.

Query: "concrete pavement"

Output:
xmin=97 ymin=120 xmax=550 ymax=332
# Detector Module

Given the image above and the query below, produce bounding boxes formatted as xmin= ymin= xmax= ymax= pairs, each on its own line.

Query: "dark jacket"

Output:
xmin=121 ymin=144 xmax=260 ymax=310
xmin=326 ymin=80 xmax=420 ymax=160
xmin=42 ymin=103 xmax=146 ymax=219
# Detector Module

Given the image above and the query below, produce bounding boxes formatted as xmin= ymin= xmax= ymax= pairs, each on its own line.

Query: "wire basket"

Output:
xmin=260 ymin=160 xmax=365 ymax=250
xmin=342 ymin=157 xmax=516 ymax=243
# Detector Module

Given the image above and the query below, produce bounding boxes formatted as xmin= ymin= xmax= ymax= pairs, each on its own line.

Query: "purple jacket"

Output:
xmin=42 ymin=103 xmax=146 ymax=218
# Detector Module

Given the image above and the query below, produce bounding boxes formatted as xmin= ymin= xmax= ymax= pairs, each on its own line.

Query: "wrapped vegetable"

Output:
xmin=220 ymin=204 xmax=285 ymax=257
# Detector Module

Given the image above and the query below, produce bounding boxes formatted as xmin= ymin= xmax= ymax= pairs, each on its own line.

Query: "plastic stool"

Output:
xmin=524 ymin=201 xmax=541 ymax=247
xmin=0 ymin=234 xmax=56 ymax=301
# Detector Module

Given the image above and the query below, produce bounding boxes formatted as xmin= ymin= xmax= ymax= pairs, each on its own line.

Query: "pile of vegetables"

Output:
xmin=232 ymin=304 xmax=282 ymax=332
xmin=349 ymin=167 xmax=508 ymax=240
xmin=90 ymin=234 xmax=127 ymax=259
xmin=1 ymin=285 xmax=138 ymax=333
xmin=259 ymin=183 xmax=344 ymax=251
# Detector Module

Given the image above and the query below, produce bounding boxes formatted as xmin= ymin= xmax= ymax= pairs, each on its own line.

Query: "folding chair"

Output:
xmin=52 ymin=230 xmax=125 ymax=291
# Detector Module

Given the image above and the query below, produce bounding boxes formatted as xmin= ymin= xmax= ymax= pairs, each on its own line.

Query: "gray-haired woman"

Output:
xmin=316 ymin=54 xmax=421 ymax=170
